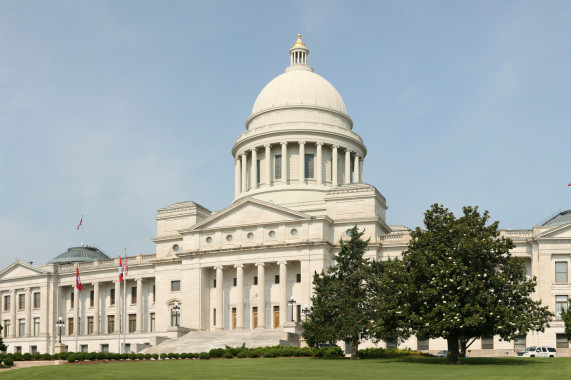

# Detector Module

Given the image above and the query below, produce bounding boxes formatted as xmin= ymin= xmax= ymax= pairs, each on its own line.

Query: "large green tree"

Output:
xmin=302 ymin=226 xmax=374 ymax=357
xmin=375 ymin=204 xmax=553 ymax=364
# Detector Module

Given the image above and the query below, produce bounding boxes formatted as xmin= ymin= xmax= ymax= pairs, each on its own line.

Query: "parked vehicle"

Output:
xmin=517 ymin=346 xmax=557 ymax=357
xmin=434 ymin=350 xmax=447 ymax=357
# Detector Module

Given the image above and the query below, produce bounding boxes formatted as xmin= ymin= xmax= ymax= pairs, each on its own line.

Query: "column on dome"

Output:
xmin=235 ymin=158 xmax=241 ymax=196
xmin=136 ymin=278 xmax=143 ymax=332
xmin=25 ymin=288 xmax=31 ymax=336
xmin=316 ymin=142 xmax=323 ymax=185
xmin=251 ymin=148 xmax=257 ymax=189
xmin=10 ymin=290 xmax=16 ymax=338
xmin=114 ymin=281 xmax=120 ymax=333
xmin=264 ymin=145 xmax=271 ymax=186
xmin=344 ymin=149 xmax=351 ymax=184
xmin=279 ymin=261 xmax=287 ymax=327
xmin=281 ymin=143 xmax=287 ymax=184
xmin=359 ymin=157 xmax=364 ymax=182
xmin=256 ymin=263 xmax=266 ymax=329
xmin=93 ymin=282 xmax=100 ymax=334
xmin=235 ymin=264 xmax=244 ymax=329
xmin=298 ymin=142 xmax=305 ymax=183
xmin=354 ymin=154 xmax=360 ymax=183
xmin=215 ymin=266 xmax=224 ymax=330
xmin=241 ymin=153 xmax=247 ymax=192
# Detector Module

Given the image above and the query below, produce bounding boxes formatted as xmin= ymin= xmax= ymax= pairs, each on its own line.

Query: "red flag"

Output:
xmin=76 ymin=267 xmax=82 ymax=291
xmin=119 ymin=258 xmax=123 ymax=283
xmin=125 ymin=261 xmax=128 ymax=277
xmin=568 ymin=183 xmax=571 ymax=186
xmin=76 ymin=217 xmax=83 ymax=230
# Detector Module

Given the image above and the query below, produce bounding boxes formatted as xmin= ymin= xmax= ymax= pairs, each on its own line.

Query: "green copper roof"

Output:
xmin=542 ymin=210 xmax=571 ymax=227
xmin=48 ymin=246 xmax=110 ymax=265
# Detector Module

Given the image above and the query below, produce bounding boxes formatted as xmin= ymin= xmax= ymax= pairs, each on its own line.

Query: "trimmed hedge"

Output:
xmin=357 ymin=347 xmax=428 ymax=359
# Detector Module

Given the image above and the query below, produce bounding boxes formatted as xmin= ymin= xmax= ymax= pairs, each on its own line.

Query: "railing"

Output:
xmin=379 ymin=234 xmax=405 ymax=241
xmin=504 ymin=230 xmax=532 ymax=238
xmin=57 ymin=253 xmax=157 ymax=272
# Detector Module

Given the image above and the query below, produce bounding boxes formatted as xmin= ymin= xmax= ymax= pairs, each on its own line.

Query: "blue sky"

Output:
xmin=1 ymin=1 xmax=570 ymax=268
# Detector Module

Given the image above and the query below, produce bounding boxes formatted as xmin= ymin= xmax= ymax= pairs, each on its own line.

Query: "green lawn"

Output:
xmin=1 ymin=357 xmax=570 ymax=379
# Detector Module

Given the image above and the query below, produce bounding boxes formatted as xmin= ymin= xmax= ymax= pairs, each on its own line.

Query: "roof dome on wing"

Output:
xmin=48 ymin=246 xmax=110 ymax=265
xmin=249 ymin=34 xmax=349 ymax=121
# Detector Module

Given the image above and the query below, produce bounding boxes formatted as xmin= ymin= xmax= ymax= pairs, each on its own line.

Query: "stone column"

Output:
xmin=265 ymin=144 xmax=271 ymax=186
xmin=316 ymin=142 xmax=323 ymax=185
xmin=10 ymin=290 xmax=16 ymax=338
xmin=251 ymin=148 xmax=258 ymax=189
xmin=235 ymin=264 xmax=244 ymax=330
xmin=114 ymin=281 xmax=120 ymax=333
xmin=299 ymin=141 xmax=305 ymax=183
xmin=332 ymin=146 xmax=338 ymax=186
xmin=93 ymin=282 xmax=100 ymax=334
xmin=215 ymin=266 xmax=224 ymax=330
xmin=235 ymin=158 xmax=241 ymax=196
xmin=279 ymin=261 xmax=287 ymax=327
xmin=345 ymin=149 xmax=351 ymax=184
xmin=74 ymin=285 xmax=79 ymax=335
xmin=256 ymin=263 xmax=266 ymax=329
xmin=281 ymin=142 xmax=287 ymax=184
xmin=136 ymin=278 xmax=143 ymax=332
xmin=359 ymin=156 xmax=363 ymax=182
xmin=241 ymin=153 xmax=247 ymax=192
xmin=25 ymin=288 xmax=31 ymax=336
xmin=354 ymin=154 xmax=360 ymax=183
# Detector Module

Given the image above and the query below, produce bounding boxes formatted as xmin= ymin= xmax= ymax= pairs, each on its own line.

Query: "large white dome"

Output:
xmin=250 ymin=67 xmax=348 ymax=117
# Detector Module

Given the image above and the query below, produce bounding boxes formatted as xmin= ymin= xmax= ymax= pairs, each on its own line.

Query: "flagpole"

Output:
xmin=75 ymin=264 xmax=79 ymax=352
xmin=123 ymin=248 xmax=127 ymax=354
xmin=81 ymin=214 xmax=84 ymax=247
xmin=117 ymin=255 xmax=121 ymax=354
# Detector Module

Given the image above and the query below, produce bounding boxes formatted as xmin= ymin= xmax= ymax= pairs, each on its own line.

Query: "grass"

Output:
xmin=1 ymin=357 xmax=571 ymax=379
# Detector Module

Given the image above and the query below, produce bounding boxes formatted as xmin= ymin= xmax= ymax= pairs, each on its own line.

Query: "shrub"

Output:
xmin=263 ymin=349 xmax=279 ymax=358
xmin=87 ymin=352 xmax=97 ymax=360
xmin=33 ymin=352 xmax=41 ymax=360
xmin=3 ymin=357 xmax=13 ymax=367
xmin=167 ymin=353 xmax=174 ymax=359
xmin=137 ymin=353 xmax=145 ymax=360
xmin=237 ymin=351 xmax=247 ymax=358
xmin=223 ymin=351 xmax=234 ymax=359
xmin=180 ymin=353 xmax=188 ymax=359
xmin=95 ymin=352 xmax=105 ymax=360
xmin=128 ymin=353 xmax=137 ymax=360
xmin=208 ymin=348 xmax=225 ymax=358
xmin=23 ymin=353 xmax=33 ymax=361
xmin=144 ymin=353 xmax=152 ymax=360
xmin=152 ymin=353 xmax=159 ymax=360
xmin=198 ymin=352 xmax=210 ymax=360
xmin=41 ymin=353 xmax=52 ymax=360
xmin=76 ymin=352 xmax=87 ymax=361
xmin=67 ymin=354 xmax=77 ymax=363
xmin=247 ymin=349 xmax=259 ymax=358
xmin=160 ymin=353 xmax=167 ymax=360
xmin=13 ymin=352 xmax=23 ymax=361
xmin=120 ymin=353 xmax=128 ymax=360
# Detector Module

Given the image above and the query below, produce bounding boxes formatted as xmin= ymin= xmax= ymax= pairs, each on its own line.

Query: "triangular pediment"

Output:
xmin=0 ymin=261 xmax=48 ymax=281
xmin=186 ymin=198 xmax=311 ymax=232
xmin=536 ymin=223 xmax=571 ymax=240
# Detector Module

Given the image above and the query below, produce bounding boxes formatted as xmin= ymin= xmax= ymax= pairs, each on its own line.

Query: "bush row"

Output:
xmin=357 ymin=347 xmax=429 ymax=359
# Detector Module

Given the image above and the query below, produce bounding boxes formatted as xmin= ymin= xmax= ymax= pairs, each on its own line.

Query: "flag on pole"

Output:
xmin=568 ymin=182 xmax=571 ymax=186
xmin=76 ymin=267 xmax=82 ymax=291
xmin=77 ymin=216 xmax=83 ymax=230
xmin=124 ymin=260 xmax=128 ymax=277
xmin=119 ymin=258 xmax=123 ymax=283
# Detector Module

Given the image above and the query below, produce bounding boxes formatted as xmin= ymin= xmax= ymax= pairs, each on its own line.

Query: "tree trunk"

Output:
xmin=460 ymin=338 xmax=467 ymax=357
xmin=352 ymin=338 xmax=359 ymax=358
xmin=446 ymin=336 xmax=460 ymax=364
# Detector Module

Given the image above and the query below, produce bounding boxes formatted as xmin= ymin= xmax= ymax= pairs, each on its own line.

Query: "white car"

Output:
xmin=433 ymin=350 xmax=447 ymax=357
xmin=517 ymin=346 xmax=557 ymax=357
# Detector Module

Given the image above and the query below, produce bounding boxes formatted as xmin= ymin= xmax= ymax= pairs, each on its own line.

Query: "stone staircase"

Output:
xmin=141 ymin=329 xmax=286 ymax=354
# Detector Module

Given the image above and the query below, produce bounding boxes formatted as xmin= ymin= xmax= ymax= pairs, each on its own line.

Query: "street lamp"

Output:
xmin=171 ymin=302 xmax=180 ymax=327
xmin=56 ymin=317 xmax=65 ymax=343
xmin=301 ymin=304 xmax=310 ymax=320
xmin=288 ymin=297 xmax=296 ymax=322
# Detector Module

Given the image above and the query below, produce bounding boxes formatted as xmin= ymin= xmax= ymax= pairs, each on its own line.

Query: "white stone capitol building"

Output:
xmin=3 ymin=35 xmax=571 ymax=356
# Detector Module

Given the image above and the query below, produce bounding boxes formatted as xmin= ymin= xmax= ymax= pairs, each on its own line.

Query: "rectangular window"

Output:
xmin=125 ymin=343 xmax=131 ymax=354
xmin=30 ymin=346 xmax=37 ymax=355
xmin=101 ymin=344 xmax=109 ymax=353
xmin=150 ymin=313 xmax=155 ymax=332
xmin=90 ymin=290 xmax=94 ymax=307
xmin=275 ymin=275 xmax=280 ymax=284
xmin=304 ymin=154 xmax=314 ymax=179
xmin=107 ymin=315 xmax=115 ymax=334
xmin=417 ymin=338 xmax=429 ymax=351
xmin=514 ymin=335 xmax=526 ymax=351
xmin=3 ymin=321 xmax=10 ymax=338
xmin=213 ymin=279 xmax=217 ymax=288
xmin=481 ymin=335 xmax=494 ymax=349
xmin=110 ymin=289 xmax=115 ymax=306
xmin=33 ymin=317 xmax=40 ymax=336
xmin=556 ymin=295 xmax=568 ymax=320
xmin=171 ymin=280 xmax=181 ymax=292
xmin=129 ymin=314 xmax=136 ymax=333
xmin=296 ymin=305 xmax=301 ymax=322
xmin=274 ymin=155 xmax=282 ymax=180
xmin=254 ymin=276 xmax=258 ymax=285
xmin=19 ymin=294 xmax=25 ymax=310
xmin=233 ymin=278 xmax=237 ymax=287
xmin=18 ymin=319 xmax=25 ymax=337
xmin=557 ymin=333 xmax=569 ymax=348
xmin=213 ymin=309 xmax=216 ymax=326
xmin=131 ymin=287 xmax=137 ymax=304
xmin=152 ymin=285 xmax=156 ymax=303
xmin=81 ymin=345 xmax=88 ymax=353
xmin=68 ymin=318 xmax=74 ymax=335
xmin=386 ymin=341 xmax=397 ymax=349
xmin=256 ymin=159 xmax=261 ymax=184
xmin=556 ymin=261 xmax=568 ymax=283
xmin=87 ymin=316 xmax=94 ymax=334
xmin=33 ymin=292 xmax=40 ymax=309
xmin=71 ymin=292 xmax=74 ymax=309
xmin=15 ymin=346 xmax=21 ymax=354
xmin=4 ymin=295 xmax=9 ymax=312
xmin=296 ymin=273 xmax=301 ymax=283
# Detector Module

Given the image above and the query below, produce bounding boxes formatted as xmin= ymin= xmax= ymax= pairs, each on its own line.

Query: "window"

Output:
xmin=101 ymin=344 xmax=109 ymax=353
xmin=291 ymin=228 xmax=298 ymax=236
xmin=19 ymin=294 xmax=25 ymax=310
xmin=247 ymin=232 xmax=254 ymax=239
xmin=417 ymin=338 xmax=429 ymax=351
xmin=68 ymin=318 xmax=74 ymax=335
xmin=256 ymin=159 xmax=261 ymax=184
xmin=268 ymin=230 xmax=276 ymax=238
xmin=150 ymin=313 xmax=155 ymax=332
xmin=213 ymin=309 xmax=216 ymax=326
xmin=110 ymin=289 xmax=115 ymax=306
xmin=206 ymin=236 xmax=213 ymax=244
xmin=131 ymin=287 xmax=137 ymax=305
xmin=152 ymin=285 xmax=156 ymax=303
xmin=107 ymin=315 xmax=115 ymax=334
xmin=18 ymin=319 xmax=25 ymax=337
xmin=128 ymin=314 xmax=136 ymax=333
xmin=296 ymin=305 xmax=301 ymax=322
xmin=296 ymin=273 xmax=301 ymax=283
xmin=481 ymin=335 xmax=494 ymax=349
xmin=87 ymin=316 xmax=94 ymax=334
xmin=125 ymin=343 xmax=131 ymax=353
xmin=81 ymin=345 xmax=88 ymax=353
xmin=254 ymin=276 xmax=258 ymax=285
xmin=274 ymin=155 xmax=282 ymax=179
xmin=33 ymin=317 xmax=40 ymax=336
xmin=226 ymin=234 xmax=233 ymax=242
xmin=15 ymin=346 xmax=21 ymax=354
xmin=3 ymin=295 xmax=9 ymax=312
xmin=30 ymin=345 xmax=37 ymax=354
xmin=514 ymin=335 xmax=526 ymax=351
xmin=233 ymin=278 xmax=237 ymax=287
xmin=556 ymin=295 xmax=568 ymax=320
xmin=557 ymin=333 xmax=569 ymax=348
xmin=71 ymin=292 xmax=74 ymax=309
xmin=171 ymin=307 xmax=180 ymax=327
xmin=304 ymin=154 xmax=314 ymax=178
xmin=33 ymin=292 xmax=40 ymax=309
xmin=90 ymin=290 xmax=94 ymax=307
xmin=386 ymin=341 xmax=397 ymax=349
xmin=556 ymin=262 xmax=568 ymax=283
xmin=171 ymin=280 xmax=181 ymax=292
xmin=4 ymin=321 xmax=10 ymax=337
xmin=275 ymin=275 xmax=280 ymax=284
